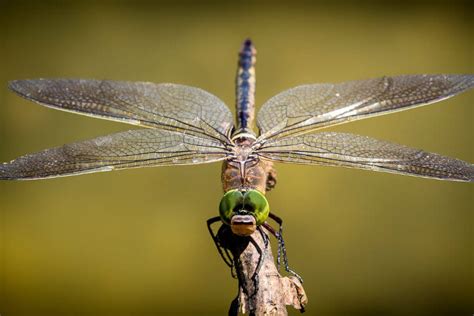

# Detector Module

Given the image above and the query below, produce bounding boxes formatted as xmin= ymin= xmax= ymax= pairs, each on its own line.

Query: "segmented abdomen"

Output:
xmin=235 ymin=39 xmax=256 ymax=132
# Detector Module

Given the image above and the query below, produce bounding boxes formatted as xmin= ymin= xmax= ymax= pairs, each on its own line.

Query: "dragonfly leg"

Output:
xmin=264 ymin=213 xmax=285 ymax=271
xmin=262 ymin=222 xmax=282 ymax=271
xmin=207 ymin=218 xmax=273 ymax=303
xmin=207 ymin=217 xmax=234 ymax=270
xmin=267 ymin=212 xmax=304 ymax=283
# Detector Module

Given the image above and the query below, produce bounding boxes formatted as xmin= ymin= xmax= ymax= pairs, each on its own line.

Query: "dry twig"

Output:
xmin=227 ymin=229 xmax=307 ymax=315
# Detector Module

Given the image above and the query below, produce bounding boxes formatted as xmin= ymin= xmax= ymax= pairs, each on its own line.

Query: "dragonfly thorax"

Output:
xmin=231 ymin=145 xmax=254 ymax=162
xmin=221 ymin=155 xmax=273 ymax=194
xmin=222 ymin=133 xmax=275 ymax=194
xmin=228 ymin=136 xmax=257 ymax=174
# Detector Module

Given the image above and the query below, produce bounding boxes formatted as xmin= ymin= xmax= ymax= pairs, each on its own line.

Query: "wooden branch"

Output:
xmin=229 ymin=229 xmax=307 ymax=315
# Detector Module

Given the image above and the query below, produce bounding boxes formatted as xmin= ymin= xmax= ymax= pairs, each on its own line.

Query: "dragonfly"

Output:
xmin=1 ymin=39 xmax=473 ymax=283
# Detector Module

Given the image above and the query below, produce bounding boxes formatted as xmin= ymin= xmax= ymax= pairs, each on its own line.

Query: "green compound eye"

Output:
xmin=219 ymin=189 xmax=270 ymax=227
xmin=243 ymin=190 xmax=269 ymax=226
xmin=219 ymin=190 xmax=244 ymax=225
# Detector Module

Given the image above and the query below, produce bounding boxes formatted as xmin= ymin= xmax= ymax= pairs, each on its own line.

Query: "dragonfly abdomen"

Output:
xmin=235 ymin=39 xmax=256 ymax=134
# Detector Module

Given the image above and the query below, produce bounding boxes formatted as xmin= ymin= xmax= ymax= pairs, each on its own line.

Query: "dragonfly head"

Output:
xmin=219 ymin=189 xmax=269 ymax=236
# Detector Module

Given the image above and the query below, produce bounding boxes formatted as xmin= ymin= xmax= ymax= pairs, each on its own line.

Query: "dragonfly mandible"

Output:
xmin=1 ymin=39 xmax=473 ymax=276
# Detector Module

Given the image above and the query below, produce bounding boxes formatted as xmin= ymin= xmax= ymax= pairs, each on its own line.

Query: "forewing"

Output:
xmin=257 ymin=132 xmax=474 ymax=182
xmin=9 ymin=79 xmax=234 ymax=143
xmin=0 ymin=129 xmax=228 ymax=180
xmin=256 ymin=75 xmax=474 ymax=140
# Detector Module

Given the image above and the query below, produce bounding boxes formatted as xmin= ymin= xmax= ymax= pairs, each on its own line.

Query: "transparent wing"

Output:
xmin=0 ymin=129 xmax=229 ymax=180
xmin=256 ymin=132 xmax=474 ymax=182
xmin=9 ymin=79 xmax=234 ymax=143
xmin=256 ymin=75 xmax=474 ymax=141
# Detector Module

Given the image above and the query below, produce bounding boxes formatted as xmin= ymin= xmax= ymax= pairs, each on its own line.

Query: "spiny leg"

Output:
xmin=207 ymin=216 xmax=234 ymax=269
xmin=267 ymin=212 xmax=304 ymax=283
xmin=269 ymin=213 xmax=302 ymax=282
xmin=207 ymin=217 xmax=241 ymax=314
xmin=216 ymin=224 xmax=239 ymax=279
xmin=262 ymin=222 xmax=282 ymax=270
xmin=267 ymin=212 xmax=284 ymax=269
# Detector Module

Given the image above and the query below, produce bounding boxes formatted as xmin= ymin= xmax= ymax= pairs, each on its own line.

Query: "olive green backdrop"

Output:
xmin=0 ymin=1 xmax=472 ymax=315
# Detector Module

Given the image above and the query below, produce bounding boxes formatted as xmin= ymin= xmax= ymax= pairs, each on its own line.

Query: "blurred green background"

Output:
xmin=0 ymin=1 xmax=472 ymax=315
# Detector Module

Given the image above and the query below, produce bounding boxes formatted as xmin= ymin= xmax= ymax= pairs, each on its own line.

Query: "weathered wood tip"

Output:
xmin=233 ymin=229 xmax=307 ymax=315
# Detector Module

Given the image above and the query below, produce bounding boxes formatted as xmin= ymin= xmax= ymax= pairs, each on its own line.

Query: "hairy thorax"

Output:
xmin=221 ymin=137 xmax=277 ymax=194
